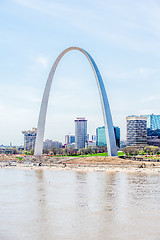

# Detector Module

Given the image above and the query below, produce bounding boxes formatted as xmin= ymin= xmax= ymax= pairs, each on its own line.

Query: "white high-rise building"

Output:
xmin=22 ymin=128 xmax=37 ymax=151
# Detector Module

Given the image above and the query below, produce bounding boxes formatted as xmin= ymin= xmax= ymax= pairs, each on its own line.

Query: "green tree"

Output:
xmin=29 ymin=149 xmax=34 ymax=155
xmin=43 ymin=148 xmax=50 ymax=154
xmin=12 ymin=147 xmax=19 ymax=154
xmin=144 ymin=146 xmax=160 ymax=155
xmin=123 ymin=146 xmax=138 ymax=155
xmin=52 ymin=147 xmax=58 ymax=155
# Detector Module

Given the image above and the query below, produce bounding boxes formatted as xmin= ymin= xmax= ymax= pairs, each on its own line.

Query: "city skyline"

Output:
xmin=1 ymin=0 xmax=160 ymax=145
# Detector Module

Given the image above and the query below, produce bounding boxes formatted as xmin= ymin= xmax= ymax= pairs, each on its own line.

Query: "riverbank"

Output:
xmin=0 ymin=154 xmax=160 ymax=173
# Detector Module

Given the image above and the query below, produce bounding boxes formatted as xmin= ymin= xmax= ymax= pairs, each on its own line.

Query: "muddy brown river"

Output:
xmin=0 ymin=168 xmax=160 ymax=240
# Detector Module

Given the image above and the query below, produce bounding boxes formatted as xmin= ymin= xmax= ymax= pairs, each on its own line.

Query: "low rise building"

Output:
xmin=43 ymin=139 xmax=62 ymax=149
xmin=65 ymin=143 xmax=75 ymax=149
xmin=87 ymin=141 xmax=96 ymax=147
xmin=120 ymin=140 xmax=126 ymax=148
xmin=147 ymin=136 xmax=160 ymax=147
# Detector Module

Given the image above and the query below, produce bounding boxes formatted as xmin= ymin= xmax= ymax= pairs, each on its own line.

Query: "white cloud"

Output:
xmin=141 ymin=96 xmax=159 ymax=103
xmin=138 ymin=67 xmax=155 ymax=76
xmin=35 ymin=55 xmax=49 ymax=68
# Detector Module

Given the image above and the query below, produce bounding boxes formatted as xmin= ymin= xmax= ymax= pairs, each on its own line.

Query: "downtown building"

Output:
xmin=141 ymin=114 xmax=160 ymax=138
xmin=141 ymin=114 xmax=160 ymax=130
xmin=43 ymin=139 xmax=62 ymax=149
xmin=126 ymin=116 xmax=147 ymax=146
xmin=65 ymin=135 xmax=75 ymax=144
xmin=65 ymin=134 xmax=75 ymax=149
xmin=141 ymin=114 xmax=160 ymax=147
xmin=22 ymin=128 xmax=37 ymax=151
xmin=75 ymin=118 xmax=87 ymax=149
xmin=96 ymin=126 xmax=120 ymax=147
xmin=92 ymin=135 xmax=96 ymax=141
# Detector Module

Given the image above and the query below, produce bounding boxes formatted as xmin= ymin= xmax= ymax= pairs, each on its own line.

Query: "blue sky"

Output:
xmin=1 ymin=0 xmax=160 ymax=145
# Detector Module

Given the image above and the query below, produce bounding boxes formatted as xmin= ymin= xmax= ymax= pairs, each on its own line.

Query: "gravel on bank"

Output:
xmin=0 ymin=154 xmax=160 ymax=173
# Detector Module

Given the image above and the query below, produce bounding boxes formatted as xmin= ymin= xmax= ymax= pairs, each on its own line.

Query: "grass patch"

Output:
xmin=118 ymin=152 xmax=125 ymax=156
xmin=72 ymin=152 xmax=109 ymax=158
xmin=144 ymin=156 xmax=160 ymax=160
xmin=16 ymin=157 xmax=23 ymax=162
xmin=50 ymin=152 xmax=124 ymax=158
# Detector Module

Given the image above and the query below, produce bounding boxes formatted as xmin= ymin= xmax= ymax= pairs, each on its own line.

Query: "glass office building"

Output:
xmin=75 ymin=118 xmax=87 ymax=149
xmin=114 ymin=127 xmax=120 ymax=147
xmin=96 ymin=126 xmax=120 ymax=147
xmin=96 ymin=126 xmax=107 ymax=146
xmin=141 ymin=114 xmax=160 ymax=130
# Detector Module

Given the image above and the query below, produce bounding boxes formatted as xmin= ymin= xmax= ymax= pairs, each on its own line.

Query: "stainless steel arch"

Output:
xmin=34 ymin=47 xmax=117 ymax=156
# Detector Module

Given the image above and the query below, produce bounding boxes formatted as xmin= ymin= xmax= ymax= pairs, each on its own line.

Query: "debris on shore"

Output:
xmin=0 ymin=154 xmax=160 ymax=173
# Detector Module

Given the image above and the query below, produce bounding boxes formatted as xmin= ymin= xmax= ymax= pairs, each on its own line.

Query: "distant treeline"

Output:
xmin=123 ymin=145 xmax=160 ymax=155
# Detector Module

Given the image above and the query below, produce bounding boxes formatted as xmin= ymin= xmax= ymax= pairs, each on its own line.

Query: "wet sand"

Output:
xmin=0 ymin=155 xmax=160 ymax=173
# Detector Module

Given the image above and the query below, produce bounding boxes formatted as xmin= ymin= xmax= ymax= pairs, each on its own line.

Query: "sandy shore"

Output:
xmin=0 ymin=154 xmax=160 ymax=173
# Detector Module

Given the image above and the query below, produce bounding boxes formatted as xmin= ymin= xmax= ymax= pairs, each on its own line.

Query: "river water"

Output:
xmin=0 ymin=168 xmax=160 ymax=240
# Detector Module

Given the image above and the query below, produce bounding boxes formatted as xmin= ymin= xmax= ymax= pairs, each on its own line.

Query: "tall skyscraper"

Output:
xmin=141 ymin=114 xmax=160 ymax=130
xmin=22 ymin=128 xmax=37 ymax=151
xmin=126 ymin=116 xmax=147 ymax=146
xmin=96 ymin=126 xmax=120 ymax=147
xmin=75 ymin=118 xmax=87 ymax=149
xmin=114 ymin=127 xmax=120 ymax=147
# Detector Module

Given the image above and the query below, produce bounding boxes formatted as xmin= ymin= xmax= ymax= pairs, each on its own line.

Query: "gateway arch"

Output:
xmin=34 ymin=47 xmax=117 ymax=157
